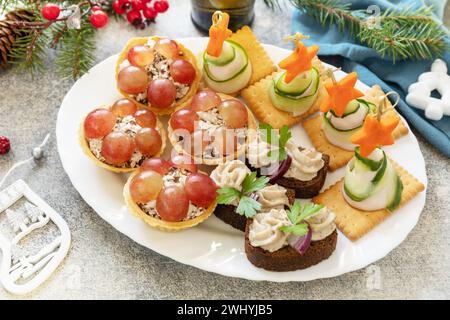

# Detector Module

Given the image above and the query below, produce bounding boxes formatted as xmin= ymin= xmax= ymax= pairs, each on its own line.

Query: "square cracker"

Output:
xmin=229 ymin=26 xmax=277 ymax=85
xmin=312 ymin=160 xmax=425 ymax=241
xmin=303 ymin=85 xmax=409 ymax=171
xmin=241 ymin=58 xmax=330 ymax=129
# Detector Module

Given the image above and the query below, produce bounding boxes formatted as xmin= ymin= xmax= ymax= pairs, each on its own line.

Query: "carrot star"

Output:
xmin=351 ymin=114 xmax=400 ymax=157
xmin=278 ymin=33 xmax=319 ymax=83
xmin=320 ymin=72 xmax=364 ymax=117
xmin=206 ymin=11 xmax=233 ymax=58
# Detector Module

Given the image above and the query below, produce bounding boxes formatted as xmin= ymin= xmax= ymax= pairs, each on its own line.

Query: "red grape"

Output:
xmin=156 ymin=186 xmax=189 ymax=222
xmin=190 ymin=89 xmax=221 ymax=111
xmin=129 ymin=170 xmax=163 ymax=203
xmin=118 ymin=66 xmax=149 ymax=94
xmin=134 ymin=109 xmax=157 ymax=128
xmin=84 ymin=108 xmax=116 ymax=139
xmin=111 ymin=98 xmax=138 ymax=117
xmin=147 ymin=79 xmax=177 ymax=109
xmin=135 ymin=128 xmax=162 ymax=156
xmin=170 ymin=108 xmax=198 ymax=133
xmin=170 ymin=59 xmax=196 ymax=85
xmin=101 ymin=131 xmax=135 ymax=165
xmin=140 ymin=157 xmax=172 ymax=175
xmin=128 ymin=45 xmax=154 ymax=67
xmin=171 ymin=154 xmax=197 ymax=173
xmin=218 ymin=99 xmax=248 ymax=128
xmin=154 ymin=38 xmax=180 ymax=59
xmin=185 ymin=173 xmax=217 ymax=208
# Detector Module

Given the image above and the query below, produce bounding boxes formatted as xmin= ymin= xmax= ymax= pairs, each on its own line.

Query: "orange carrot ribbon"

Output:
xmin=320 ymin=72 xmax=364 ymax=117
xmin=351 ymin=113 xmax=400 ymax=157
xmin=278 ymin=37 xmax=319 ymax=84
xmin=206 ymin=11 xmax=233 ymax=57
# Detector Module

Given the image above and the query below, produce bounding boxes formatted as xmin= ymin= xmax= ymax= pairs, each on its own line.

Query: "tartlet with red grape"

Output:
xmin=80 ymin=98 xmax=166 ymax=173
xmin=167 ymin=89 xmax=257 ymax=165
xmin=116 ymin=36 xmax=201 ymax=115
xmin=123 ymin=155 xmax=218 ymax=231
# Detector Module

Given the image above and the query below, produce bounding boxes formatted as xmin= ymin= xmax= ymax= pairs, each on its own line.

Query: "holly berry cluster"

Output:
xmin=112 ymin=0 xmax=169 ymax=29
xmin=41 ymin=2 xmax=109 ymax=29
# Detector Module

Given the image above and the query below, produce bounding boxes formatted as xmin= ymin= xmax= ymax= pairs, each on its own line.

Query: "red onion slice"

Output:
xmin=287 ymin=226 xmax=312 ymax=255
xmin=268 ymin=155 xmax=292 ymax=184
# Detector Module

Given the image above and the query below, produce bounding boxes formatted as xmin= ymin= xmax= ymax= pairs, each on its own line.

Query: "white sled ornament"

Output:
xmin=406 ymin=59 xmax=450 ymax=121
xmin=0 ymin=180 xmax=71 ymax=295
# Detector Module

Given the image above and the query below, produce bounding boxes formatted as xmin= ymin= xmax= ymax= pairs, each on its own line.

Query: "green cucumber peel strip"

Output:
xmin=273 ymin=67 xmax=319 ymax=99
xmin=323 ymin=113 xmax=363 ymax=133
xmin=203 ymin=41 xmax=236 ymax=66
xmin=203 ymin=41 xmax=249 ymax=83
xmin=387 ymin=175 xmax=403 ymax=211
xmin=354 ymin=147 xmax=384 ymax=171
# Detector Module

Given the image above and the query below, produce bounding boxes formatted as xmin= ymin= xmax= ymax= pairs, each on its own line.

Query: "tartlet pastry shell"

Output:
xmin=79 ymin=105 xmax=167 ymax=173
xmin=115 ymin=36 xmax=202 ymax=115
xmin=167 ymin=93 xmax=257 ymax=166
xmin=123 ymin=170 xmax=217 ymax=231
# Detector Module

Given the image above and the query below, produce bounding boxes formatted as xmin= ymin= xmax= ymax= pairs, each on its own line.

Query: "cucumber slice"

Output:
xmin=203 ymin=40 xmax=248 ymax=82
xmin=355 ymin=147 xmax=383 ymax=171
xmin=204 ymin=41 xmax=236 ymax=66
xmin=343 ymin=159 xmax=375 ymax=200
xmin=323 ymin=112 xmax=364 ymax=132
xmin=330 ymin=100 xmax=360 ymax=118
xmin=269 ymin=68 xmax=320 ymax=114
xmin=204 ymin=62 xmax=252 ymax=94
xmin=275 ymin=69 xmax=313 ymax=95
xmin=269 ymin=84 xmax=319 ymax=114
xmin=387 ymin=175 xmax=403 ymax=211
xmin=273 ymin=67 xmax=319 ymax=99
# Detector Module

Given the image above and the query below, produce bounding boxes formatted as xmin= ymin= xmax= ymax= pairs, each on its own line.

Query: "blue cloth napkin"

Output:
xmin=292 ymin=0 xmax=450 ymax=157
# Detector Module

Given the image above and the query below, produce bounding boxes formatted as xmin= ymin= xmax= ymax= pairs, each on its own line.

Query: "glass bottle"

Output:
xmin=191 ymin=0 xmax=256 ymax=32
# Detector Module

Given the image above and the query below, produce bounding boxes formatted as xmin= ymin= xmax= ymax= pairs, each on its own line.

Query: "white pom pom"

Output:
xmin=425 ymin=102 xmax=444 ymax=121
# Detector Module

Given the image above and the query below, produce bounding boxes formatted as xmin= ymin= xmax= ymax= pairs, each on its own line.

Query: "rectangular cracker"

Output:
xmin=302 ymin=85 xmax=409 ymax=171
xmin=241 ymin=58 xmax=330 ymax=129
xmin=229 ymin=26 xmax=277 ymax=85
xmin=312 ymin=160 xmax=425 ymax=241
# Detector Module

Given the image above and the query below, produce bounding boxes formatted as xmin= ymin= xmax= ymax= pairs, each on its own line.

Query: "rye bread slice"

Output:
xmin=248 ymin=148 xmax=330 ymax=199
xmin=215 ymin=188 xmax=296 ymax=232
xmin=244 ymin=221 xmax=337 ymax=272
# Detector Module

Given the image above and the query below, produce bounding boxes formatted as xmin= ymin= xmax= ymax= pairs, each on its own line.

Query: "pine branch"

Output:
xmin=283 ymin=0 xmax=449 ymax=62
xmin=55 ymin=22 xmax=95 ymax=79
xmin=8 ymin=27 xmax=47 ymax=75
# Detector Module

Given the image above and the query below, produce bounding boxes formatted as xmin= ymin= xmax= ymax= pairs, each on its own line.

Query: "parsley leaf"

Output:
xmin=258 ymin=123 xmax=292 ymax=161
xmin=216 ymin=188 xmax=240 ymax=205
xmin=236 ymin=196 xmax=261 ymax=218
xmin=241 ymin=172 xmax=270 ymax=194
xmin=298 ymin=203 xmax=324 ymax=222
xmin=281 ymin=201 xmax=324 ymax=235
xmin=280 ymin=223 xmax=309 ymax=236
xmin=286 ymin=201 xmax=302 ymax=224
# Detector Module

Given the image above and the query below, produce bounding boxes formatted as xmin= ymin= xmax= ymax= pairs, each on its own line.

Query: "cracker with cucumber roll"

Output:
xmin=313 ymin=108 xmax=424 ymax=241
xmin=200 ymin=11 xmax=277 ymax=95
xmin=303 ymin=73 xmax=409 ymax=171
xmin=241 ymin=33 xmax=331 ymax=128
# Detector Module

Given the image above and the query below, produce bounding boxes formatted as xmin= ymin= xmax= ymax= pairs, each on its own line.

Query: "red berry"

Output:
xmin=154 ymin=0 xmax=169 ymax=13
xmin=119 ymin=0 xmax=130 ymax=5
xmin=41 ymin=3 xmax=60 ymax=21
xmin=112 ymin=0 xmax=126 ymax=14
xmin=92 ymin=5 xmax=102 ymax=11
xmin=143 ymin=7 xmax=158 ymax=19
xmin=0 ymin=136 xmax=10 ymax=155
xmin=126 ymin=10 xmax=142 ymax=25
xmin=131 ymin=0 xmax=145 ymax=11
xmin=90 ymin=10 xmax=109 ymax=28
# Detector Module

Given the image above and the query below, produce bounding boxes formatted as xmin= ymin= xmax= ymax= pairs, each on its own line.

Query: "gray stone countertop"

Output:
xmin=0 ymin=0 xmax=449 ymax=299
